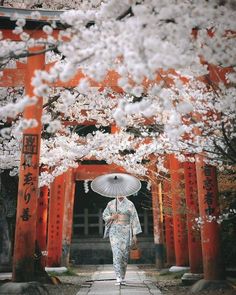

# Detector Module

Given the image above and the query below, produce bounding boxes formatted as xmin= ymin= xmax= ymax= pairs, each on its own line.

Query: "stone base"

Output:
xmin=181 ymin=272 xmax=204 ymax=285
xmin=159 ymin=268 xmax=171 ymax=275
xmin=0 ymin=282 xmax=48 ymax=295
xmin=191 ymin=279 xmax=233 ymax=293
xmin=169 ymin=265 xmax=190 ymax=272
xmin=45 ymin=266 xmax=68 ymax=274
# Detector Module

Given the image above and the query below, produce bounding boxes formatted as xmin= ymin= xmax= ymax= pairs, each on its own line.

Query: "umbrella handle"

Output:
xmin=116 ymin=197 xmax=117 ymax=212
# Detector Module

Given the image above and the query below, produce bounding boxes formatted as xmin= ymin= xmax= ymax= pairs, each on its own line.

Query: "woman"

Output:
xmin=103 ymin=196 xmax=142 ymax=285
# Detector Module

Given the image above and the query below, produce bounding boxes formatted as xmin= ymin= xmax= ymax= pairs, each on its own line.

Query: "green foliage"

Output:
xmin=221 ymin=215 xmax=236 ymax=267
xmin=158 ymin=270 xmax=187 ymax=279
xmin=47 ymin=267 xmax=78 ymax=277
xmin=219 ymin=187 xmax=236 ymax=268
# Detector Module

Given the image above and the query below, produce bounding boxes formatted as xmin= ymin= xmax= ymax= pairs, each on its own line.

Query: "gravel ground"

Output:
xmin=44 ymin=264 xmax=236 ymax=295
xmin=44 ymin=265 xmax=98 ymax=295
xmin=138 ymin=265 xmax=236 ymax=295
xmin=2 ymin=265 xmax=234 ymax=295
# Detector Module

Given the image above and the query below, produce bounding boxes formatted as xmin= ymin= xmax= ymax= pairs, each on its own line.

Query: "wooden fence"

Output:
xmin=73 ymin=209 xmax=153 ymax=237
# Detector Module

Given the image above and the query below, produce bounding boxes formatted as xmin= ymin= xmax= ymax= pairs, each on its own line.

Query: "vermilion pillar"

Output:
xmin=47 ymin=173 xmax=66 ymax=267
xmin=163 ymin=177 xmax=175 ymax=266
xmin=169 ymin=154 xmax=189 ymax=266
xmin=36 ymin=179 xmax=49 ymax=268
xmin=61 ymin=168 xmax=76 ymax=266
xmin=195 ymin=155 xmax=224 ymax=280
xmin=151 ymin=171 xmax=164 ymax=268
xmin=184 ymin=160 xmax=203 ymax=274
xmin=12 ymin=47 xmax=45 ymax=282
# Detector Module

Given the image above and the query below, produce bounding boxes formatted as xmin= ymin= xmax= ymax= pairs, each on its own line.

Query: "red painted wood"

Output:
xmin=47 ymin=173 xmax=66 ymax=266
xmin=169 ymin=154 xmax=189 ymax=266
xmin=12 ymin=47 xmax=45 ymax=281
xmin=36 ymin=183 xmax=49 ymax=268
xmin=184 ymin=160 xmax=203 ymax=273
xmin=61 ymin=168 xmax=76 ymax=266
xmin=2 ymin=29 xmax=60 ymax=41
xmin=163 ymin=177 xmax=175 ymax=266
xmin=0 ymin=57 xmax=189 ymax=91
xmin=195 ymin=154 xmax=225 ymax=280
xmin=75 ymin=164 xmax=126 ymax=180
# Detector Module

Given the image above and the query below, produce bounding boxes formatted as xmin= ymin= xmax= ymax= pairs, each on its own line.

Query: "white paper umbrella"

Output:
xmin=91 ymin=173 xmax=141 ymax=198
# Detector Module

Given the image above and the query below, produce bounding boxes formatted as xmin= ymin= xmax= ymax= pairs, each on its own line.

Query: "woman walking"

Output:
xmin=103 ymin=196 xmax=142 ymax=285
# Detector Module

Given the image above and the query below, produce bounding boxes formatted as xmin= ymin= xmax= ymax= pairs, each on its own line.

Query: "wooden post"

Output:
xmin=84 ymin=208 xmax=89 ymax=236
xmin=12 ymin=47 xmax=45 ymax=282
xmin=150 ymin=168 xmax=164 ymax=269
xmin=99 ymin=209 xmax=103 ymax=236
xmin=195 ymin=155 xmax=225 ymax=280
xmin=47 ymin=173 xmax=66 ymax=266
xmin=184 ymin=160 xmax=203 ymax=274
xmin=143 ymin=211 xmax=148 ymax=235
xmin=169 ymin=154 xmax=189 ymax=266
xmin=163 ymin=177 xmax=175 ymax=266
xmin=36 ymin=180 xmax=49 ymax=268
xmin=61 ymin=168 xmax=76 ymax=267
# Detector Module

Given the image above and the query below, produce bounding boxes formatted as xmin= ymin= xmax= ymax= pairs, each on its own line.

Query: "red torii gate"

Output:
xmin=0 ymin=7 xmax=227 ymax=286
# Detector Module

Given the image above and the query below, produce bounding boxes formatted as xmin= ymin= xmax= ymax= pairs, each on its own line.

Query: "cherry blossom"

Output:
xmin=0 ymin=0 xmax=235 ymax=185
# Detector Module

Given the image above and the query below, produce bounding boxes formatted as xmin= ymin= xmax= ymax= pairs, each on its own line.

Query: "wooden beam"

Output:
xmin=75 ymin=164 xmax=126 ymax=180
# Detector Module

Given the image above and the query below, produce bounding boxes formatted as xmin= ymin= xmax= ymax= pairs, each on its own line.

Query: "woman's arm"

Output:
xmin=131 ymin=204 xmax=142 ymax=236
xmin=103 ymin=202 xmax=118 ymax=223
xmin=132 ymin=235 xmax=137 ymax=244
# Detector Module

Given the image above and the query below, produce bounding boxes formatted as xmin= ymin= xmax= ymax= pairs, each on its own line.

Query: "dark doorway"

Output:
xmin=72 ymin=180 xmax=153 ymax=238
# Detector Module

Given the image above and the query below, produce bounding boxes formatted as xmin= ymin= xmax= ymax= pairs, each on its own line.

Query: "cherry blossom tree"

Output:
xmin=0 ymin=1 xmax=235 ymax=283
xmin=0 ymin=0 xmax=235 ymax=181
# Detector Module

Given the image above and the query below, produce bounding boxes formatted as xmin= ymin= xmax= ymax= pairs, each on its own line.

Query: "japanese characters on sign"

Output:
xmin=186 ymin=163 xmax=199 ymax=211
xmin=203 ymin=165 xmax=216 ymax=216
xmin=23 ymin=134 xmax=38 ymax=154
xmin=20 ymin=134 xmax=39 ymax=221
xmin=49 ymin=184 xmax=62 ymax=247
xmin=185 ymin=162 xmax=201 ymax=242
xmin=20 ymin=207 xmax=31 ymax=221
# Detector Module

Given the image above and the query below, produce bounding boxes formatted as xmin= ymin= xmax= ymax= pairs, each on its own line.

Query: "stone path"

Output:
xmin=76 ymin=264 xmax=162 ymax=295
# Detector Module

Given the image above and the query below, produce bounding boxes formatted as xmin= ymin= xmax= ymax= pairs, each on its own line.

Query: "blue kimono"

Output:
xmin=103 ymin=197 xmax=142 ymax=280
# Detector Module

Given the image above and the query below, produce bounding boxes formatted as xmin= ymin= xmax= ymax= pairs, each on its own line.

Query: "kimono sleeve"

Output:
xmin=131 ymin=203 xmax=142 ymax=235
xmin=102 ymin=202 xmax=112 ymax=223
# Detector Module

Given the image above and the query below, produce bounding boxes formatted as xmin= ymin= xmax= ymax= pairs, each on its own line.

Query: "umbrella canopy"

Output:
xmin=91 ymin=173 xmax=141 ymax=198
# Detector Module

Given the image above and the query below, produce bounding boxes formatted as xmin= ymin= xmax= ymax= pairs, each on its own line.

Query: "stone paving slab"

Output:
xmin=76 ymin=264 xmax=162 ymax=295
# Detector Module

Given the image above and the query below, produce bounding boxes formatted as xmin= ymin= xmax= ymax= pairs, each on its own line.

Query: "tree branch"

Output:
xmin=43 ymin=91 xmax=81 ymax=109
xmin=43 ymin=94 xmax=61 ymax=109
xmin=116 ymin=7 xmax=133 ymax=21
xmin=213 ymin=140 xmax=236 ymax=163
xmin=221 ymin=121 xmax=236 ymax=157
xmin=0 ymin=45 xmax=58 ymax=63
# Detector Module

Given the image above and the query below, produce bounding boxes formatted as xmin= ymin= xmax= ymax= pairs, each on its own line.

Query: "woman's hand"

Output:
xmin=110 ymin=213 xmax=119 ymax=221
xmin=132 ymin=235 xmax=137 ymax=245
